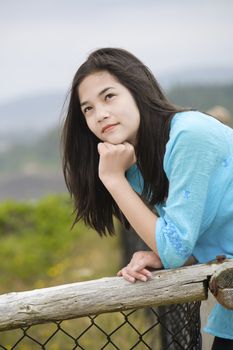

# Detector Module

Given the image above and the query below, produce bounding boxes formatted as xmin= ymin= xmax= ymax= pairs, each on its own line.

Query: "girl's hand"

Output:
xmin=117 ymin=251 xmax=163 ymax=283
xmin=97 ymin=142 xmax=136 ymax=186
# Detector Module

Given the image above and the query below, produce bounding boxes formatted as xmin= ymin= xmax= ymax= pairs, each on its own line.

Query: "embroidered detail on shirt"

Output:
xmin=162 ymin=221 xmax=191 ymax=258
xmin=222 ymin=158 xmax=229 ymax=167
xmin=183 ymin=190 xmax=191 ymax=199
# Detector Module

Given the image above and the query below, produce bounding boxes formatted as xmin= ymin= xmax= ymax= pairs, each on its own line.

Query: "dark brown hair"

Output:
xmin=62 ymin=48 xmax=186 ymax=235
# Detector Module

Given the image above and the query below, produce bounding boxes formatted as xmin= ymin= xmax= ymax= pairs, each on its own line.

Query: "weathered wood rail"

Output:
xmin=0 ymin=259 xmax=233 ymax=331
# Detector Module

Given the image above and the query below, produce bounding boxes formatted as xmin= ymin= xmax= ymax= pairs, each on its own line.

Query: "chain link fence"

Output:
xmin=0 ymin=301 xmax=201 ymax=350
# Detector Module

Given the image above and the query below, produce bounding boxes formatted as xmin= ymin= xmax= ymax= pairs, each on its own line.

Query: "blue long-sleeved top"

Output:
xmin=126 ymin=111 xmax=233 ymax=339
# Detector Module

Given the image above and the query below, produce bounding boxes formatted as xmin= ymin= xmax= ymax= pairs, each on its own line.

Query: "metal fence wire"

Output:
xmin=0 ymin=301 xmax=201 ymax=350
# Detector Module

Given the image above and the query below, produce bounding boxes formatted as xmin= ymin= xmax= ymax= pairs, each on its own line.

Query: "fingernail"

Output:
xmin=141 ymin=276 xmax=147 ymax=282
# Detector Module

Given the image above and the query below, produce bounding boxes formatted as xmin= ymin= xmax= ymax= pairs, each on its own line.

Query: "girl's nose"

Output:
xmin=96 ymin=106 xmax=110 ymax=122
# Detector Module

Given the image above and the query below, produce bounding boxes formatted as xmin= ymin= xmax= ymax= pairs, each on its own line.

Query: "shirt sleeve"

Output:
xmin=155 ymin=119 xmax=224 ymax=269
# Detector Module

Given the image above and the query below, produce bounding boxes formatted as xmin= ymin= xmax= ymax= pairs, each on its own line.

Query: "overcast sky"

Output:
xmin=1 ymin=0 xmax=233 ymax=104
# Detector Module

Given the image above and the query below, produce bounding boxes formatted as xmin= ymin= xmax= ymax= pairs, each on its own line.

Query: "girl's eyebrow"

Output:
xmin=80 ymin=87 xmax=115 ymax=107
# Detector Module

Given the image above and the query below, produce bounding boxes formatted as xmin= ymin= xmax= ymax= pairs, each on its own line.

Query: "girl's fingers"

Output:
xmin=102 ymin=142 xmax=114 ymax=150
xmin=140 ymin=268 xmax=152 ymax=278
xmin=105 ymin=142 xmax=125 ymax=152
xmin=121 ymin=271 xmax=136 ymax=283
xmin=129 ymin=261 xmax=150 ymax=273
xmin=123 ymin=142 xmax=137 ymax=163
xmin=127 ymin=270 xmax=149 ymax=281
xmin=97 ymin=142 xmax=107 ymax=154
xmin=122 ymin=141 xmax=131 ymax=147
xmin=98 ymin=142 xmax=125 ymax=153
xmin=119 ymin=267 xmax=151 ymax=282
xmin=117 ymin=268 xmax=135 ymax=282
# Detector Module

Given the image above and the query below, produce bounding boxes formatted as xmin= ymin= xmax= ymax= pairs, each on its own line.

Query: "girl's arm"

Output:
xmin=105 ymin=175 xmax=158 ymax=251
xmin=98 ymin=141 xmax=201 ymax=283
xmin=98 ymin=141 xmax=159 ymax=254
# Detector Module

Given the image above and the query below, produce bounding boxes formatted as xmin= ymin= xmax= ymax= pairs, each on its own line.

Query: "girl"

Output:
xmin=62 ymin=48 xmax=233 ymax=350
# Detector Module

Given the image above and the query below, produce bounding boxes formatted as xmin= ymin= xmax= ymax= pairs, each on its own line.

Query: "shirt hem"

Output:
xmin=204 ymin=326 xmax=233 ymax=340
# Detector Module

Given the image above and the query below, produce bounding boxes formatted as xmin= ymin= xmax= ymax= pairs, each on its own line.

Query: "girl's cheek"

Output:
xmin=86 ymin=121 xmax=94 ymax=132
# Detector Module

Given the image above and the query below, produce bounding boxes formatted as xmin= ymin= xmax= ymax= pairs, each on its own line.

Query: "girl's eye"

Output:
xmin=105 ymin=93 xmax=115 ymax=100
xmin=83 ymin=106 xmax=92 ymax=114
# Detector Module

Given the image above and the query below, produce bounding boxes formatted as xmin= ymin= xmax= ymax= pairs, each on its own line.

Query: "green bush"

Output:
xmin=0 ymin=195 xmax=86 ymax=289
xmin=0 ymin=195 xmax=120 ymax=293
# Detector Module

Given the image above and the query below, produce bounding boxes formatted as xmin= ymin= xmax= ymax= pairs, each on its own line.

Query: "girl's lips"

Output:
xmin=101 ymin=123 xmax=119 ymax=133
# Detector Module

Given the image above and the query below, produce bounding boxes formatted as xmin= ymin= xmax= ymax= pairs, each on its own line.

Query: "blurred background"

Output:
xmin=1 ymin=0 xmax=233 ymax=201
xmin=0 ymin=1 xmax=232 ymax=347
xmin=1 ymin=0 xmax=233 ymax=293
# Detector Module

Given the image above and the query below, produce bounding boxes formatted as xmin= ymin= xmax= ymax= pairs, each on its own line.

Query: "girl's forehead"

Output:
xmin=82 ymin=71 xmax=118 ymax=88
xmin=78 ymin=71 xmax=120 ymax=100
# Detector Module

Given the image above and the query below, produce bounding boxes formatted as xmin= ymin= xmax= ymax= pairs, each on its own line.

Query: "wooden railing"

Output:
xmin=0 ymin=258 xmax=233 ymax=332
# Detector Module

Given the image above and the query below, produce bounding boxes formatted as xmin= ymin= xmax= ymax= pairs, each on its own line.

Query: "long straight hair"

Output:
xmin=62 ymin=48 xmax=187 ymax=235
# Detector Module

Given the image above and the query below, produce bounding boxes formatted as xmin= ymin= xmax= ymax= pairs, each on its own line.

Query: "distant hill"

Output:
xmin=0 ymin=128 xmax=61 ymax=174
xmin=168 ymin=84 xmax=233 ymax=122
xmin=0 ymin=128 xmax=65 ymax=200
xmin=0 ymin=91 xmax=67 ymax=151
xmin=160 ymin=66 xmax=233 ymax=89
xmin=0 ymin=91 xmax=66 ymax=133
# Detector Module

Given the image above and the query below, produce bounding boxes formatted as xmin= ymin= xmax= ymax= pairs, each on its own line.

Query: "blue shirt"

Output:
xmin=126 ymin=111 xmax=233 ymax=339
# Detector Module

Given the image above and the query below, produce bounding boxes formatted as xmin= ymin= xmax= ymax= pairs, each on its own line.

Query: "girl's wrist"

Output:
xmin=145 ymin=251 xmax=162 ymax=268
xmin=100 ymin=174 xmax=128 ymax=191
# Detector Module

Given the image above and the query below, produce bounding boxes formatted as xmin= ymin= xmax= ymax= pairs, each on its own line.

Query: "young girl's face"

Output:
xmin=78 ymin=70 xmax=140 ymax=145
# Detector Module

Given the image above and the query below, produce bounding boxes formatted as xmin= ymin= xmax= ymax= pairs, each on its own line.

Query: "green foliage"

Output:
xmin=0 ymin=195 xmax=77 ymax=287
xmin=0 ymin=195 xmax=120 ymax=293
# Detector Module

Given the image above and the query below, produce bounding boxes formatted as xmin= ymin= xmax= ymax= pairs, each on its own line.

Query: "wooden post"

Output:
xmin=209 ymin=263 xmax=233 ymax=309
